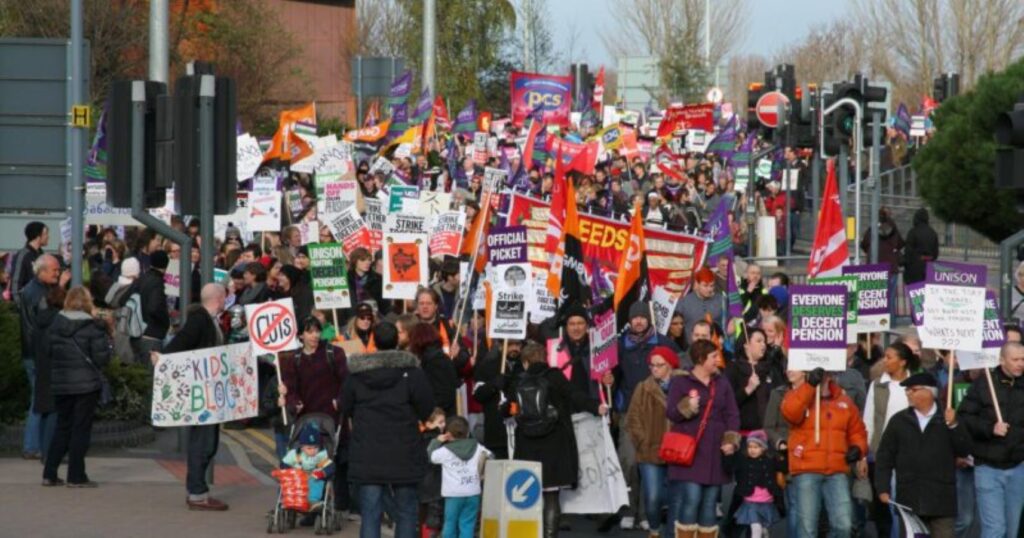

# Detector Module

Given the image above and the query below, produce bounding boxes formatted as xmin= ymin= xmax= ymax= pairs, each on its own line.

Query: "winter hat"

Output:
xmin=24 ymin=221 xmax=46 ymax=242
xmin=560 ymin=302 xmax=592 ymax=327
xmin=279 ymin=265 xmax=302 ymax=287
xmin=694 ymin=266 xmax=715 ymax=285
xmin=628 ymin=301 xmax=652 ymax=324
xmin=746 ymin=430 xmax=769 ymax=449
xmin=648 ymin=345 xmax=680 ymax=370
xmin=120 ymin=257 xmax=141 ymax=281
xmin=297 ymin=422 xmax=322 ymax=447
xmin=768 ymin=285 xmax=789 ymax=309
xmin=150 ymin=250 xmax=170 ymax=270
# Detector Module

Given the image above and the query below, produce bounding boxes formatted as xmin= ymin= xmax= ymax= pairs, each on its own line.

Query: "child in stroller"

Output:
xmin=269 ymin=413 xmax=340 ymax=534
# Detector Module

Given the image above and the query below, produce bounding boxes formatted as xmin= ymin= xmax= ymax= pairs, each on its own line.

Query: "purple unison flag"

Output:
xmin=412 ymin=87 xmax=432 ymax=124
xmin=385 ymin=103 xmax=409 ymax=143
xmin=702 ymin=199 xmax=733 ymax=265
xmin=787 ymin=284 xmax=848 ymax=371
xmin=705 ymin=115 xmax=738 ymax=158
xmin=728 ymin=129 xmax=756 ymax=170
xmin=894 ymin=103 xmax=911 ymax=137
xmin=453 ymin=99 xmax=477 ymax=134
xmin=387 ymin=70 xmax=413 ymax=109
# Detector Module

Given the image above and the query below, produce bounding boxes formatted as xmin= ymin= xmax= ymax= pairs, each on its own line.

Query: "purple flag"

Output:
xmin=385 ymin=103 xmax=409 ymax=143
xmin=453 ymin=99 xmax=477 ymax=134
xmin=894 ymin=103 xmax=911 ymax=137
xmin=412 ymin=87 xmax=432 ymax=124
xmin=387 ymin=70 xmax=413 ymax=110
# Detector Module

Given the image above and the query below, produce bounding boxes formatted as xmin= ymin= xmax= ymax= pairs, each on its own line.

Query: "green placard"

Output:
xmin=307 ymin=243 xmax=350 ymax=310
xmin=809 ymin=275 xmax=859 ymax=325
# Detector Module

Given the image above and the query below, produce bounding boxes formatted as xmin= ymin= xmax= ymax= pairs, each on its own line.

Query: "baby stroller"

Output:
xmin=267 ymin=413 xmax=341 ymax=535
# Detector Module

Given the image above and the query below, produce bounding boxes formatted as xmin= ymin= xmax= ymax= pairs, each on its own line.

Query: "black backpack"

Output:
xmin=515 ymin=370 xmax=559 ymax=438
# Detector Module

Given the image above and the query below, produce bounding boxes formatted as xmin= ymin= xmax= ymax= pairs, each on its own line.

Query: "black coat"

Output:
xmin=18 ymin=278 xmax=51 ymax=358
xmin=874 ymin=406 xmax=972 ymax=517
xmin=342 ymin=350 xmax=435 ymax=485
xmin=32 ymin=308 xmax=60 ymax=413
xmin=164 ymin=306 xmax=223 ymax=353
xmin=44 ymin=311 xmax=112 ymax=396
xmin=347 ymin=270 xmax=390 ymax=317
xmin=726 ymin=450 xmax=785 ymax=511
xmin=135 ymin=268 xmax=170 ymax=339
xmin=473 ymin=348 xmax=525 ymax=456
xmin=419 ymin=343 xmax=459 ymax=416
xmin=514 ymin=362 xmax=600 ymax=489
xmin=959 ymin=367 xmax=1024 ymax=468
xmin=725 ymin=356 xmax=786 ymax=431
xmin=902 ymin=208 xmax=939 ymax=284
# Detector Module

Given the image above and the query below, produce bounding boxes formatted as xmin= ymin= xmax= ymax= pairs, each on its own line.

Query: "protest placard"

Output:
xmin=589 ymin=309 xmax=618 ymax=380
xmin=921 ymin=262 xmax=986 ymax=351
xmin=325 ymin=206 xmax=369 ymax=256
xmin=163 ymin=263 xmax=181 ymax=298
xmin=472 ymin=132 xmax=488 ymax=165
xmin=388 ymin=184 xmax=420 ymax=213
xmin=787 ymin=284 xmax=848 ymax=371
xmin=418 ymin=190 xmax=452 ymax=218
xmin=252 ymin=169 xmax=279 ymax=194
xmin=236 ymin=134 xmax=263 ymax=182
xmin=483 ymin=167 xmax=508 ymax=191
xmin=560 ymin=413 xmax=629 ymax=514
xmin=368 ymin=155 xmax=395 ymax=177
xmin=383 ymin=234 xmax=428 ymax=300
xmin=428 ymin=211 xmax=466 ymax=260
xmin=308 ymin=243 xmax=351 ymax=310
xmin=248 ymin=191 xmax=282 ymax=232
xmin=842 ymin=263 xmax=891 ymax=332
xmin=808 ymin=275 xmax=858 ymax=344
xmin=151 ymin=342 xmax=259 ymax=427
xmin=245 ymin=298 xmax=300 ymax=355
xmin=651 ymin=286 xmax=680 ymax=335
xmin=292 ymin=140 xmax=352 ymax=175
xmin=214 ymin=193 xmax=251 ymax=244
xmin=385 ymin=212 xmax=427 ymax=236
xmin=364 ymin=198 xmax=385 ymax=252
xmin=527 ymin=270 xmax=557 ymax=324
xmin=906 ymin=282 xmax=925 ymax=326
xmin=958 ymin=290 xmax=1005 ymax=370
xmin=486 ymin=226 xmax=528 ymax=266
xmin=320 ymin=180 xmax=359 ymax=217
xmin=488 ymin=263 xmax=530 ymax=339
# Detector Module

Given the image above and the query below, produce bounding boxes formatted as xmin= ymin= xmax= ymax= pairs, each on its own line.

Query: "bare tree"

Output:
xmin=515 ymin=0 xmax=561 ymax=74
xmin=773 ymin=20 xmax=870 ymax=86
xmin=725 ymin=53 xmax=769 ymax=111
xmin=349 ymin=0 xmax=406 ymax=58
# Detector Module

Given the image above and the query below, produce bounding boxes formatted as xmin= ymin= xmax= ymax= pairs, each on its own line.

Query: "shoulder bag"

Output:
xmin=658 ymin=379 xmax=716 ymax=466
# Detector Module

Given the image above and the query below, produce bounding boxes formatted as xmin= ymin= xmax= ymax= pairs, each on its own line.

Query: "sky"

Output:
xmin=545 ymin=0 xmax=851 ymax=69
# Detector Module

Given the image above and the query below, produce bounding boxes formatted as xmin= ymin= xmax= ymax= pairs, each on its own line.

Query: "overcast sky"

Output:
xmin=545 ymin=0 xmax=851 ymax=69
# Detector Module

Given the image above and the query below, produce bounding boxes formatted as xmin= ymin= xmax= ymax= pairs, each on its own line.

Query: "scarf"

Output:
xmin=625 ymin=324 xmax=656 ymax=348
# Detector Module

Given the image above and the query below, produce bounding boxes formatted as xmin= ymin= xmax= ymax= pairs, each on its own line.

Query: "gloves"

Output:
xmin=311 ymin=469 xmax=326 ymax=480
xmin=807 ymin=368 xmax=825 ymax=388
xmin=493 ymin=375 xmax=506 ymax=391
xmin=845 ymin=446 xmax=862 ymax=463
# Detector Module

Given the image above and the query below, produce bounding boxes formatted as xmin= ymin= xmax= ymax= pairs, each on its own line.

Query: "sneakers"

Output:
xmin=67 ymin=481 xmax=99 ymax=488
xmin=187 ymin=497 xmax=229 ymax=511
xmin=620 ymin=516 xmax=636 ymax=530
xmin=41 ymin=478 xmax=65 ymax=487
xmin=639 ymin=520 xmax=651 ymax=531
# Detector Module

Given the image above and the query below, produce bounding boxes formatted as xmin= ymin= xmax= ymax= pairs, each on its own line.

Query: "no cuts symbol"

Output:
xmin=248 ymin=303 xmax=297 ymax=352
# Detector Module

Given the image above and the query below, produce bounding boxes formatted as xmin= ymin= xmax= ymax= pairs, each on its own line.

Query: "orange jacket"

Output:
xmin=781 ymin=380 xmax=868 ymax=476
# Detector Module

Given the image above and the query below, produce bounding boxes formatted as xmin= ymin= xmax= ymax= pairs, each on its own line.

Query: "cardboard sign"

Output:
xmin=486 ymin=225 xmax=528 ymax=266
xmin=236 ymin=134 xmax=263 ymax=182
xmin=787 ymin=284 xmax=848 ymax=371
xmin=320 ymin=180 xmax=359 ymax=217
xmin=589 ymin=309 xmax=618 ymax=380
xmin=151 ymin=343 xmax=259 ymax=427
xmin=651 ymin=286 xmax=680 ymax=335
xmin=383 ymin=234 xmax=428 ymax=300
xmin=388 ymin=185 xmax=420 ymax=213
xmin=364 ymin=198 xmax=386 ymax=253
xmin=842 ymin=264 xmax=891 ymax=333
xmin=385 ymin=212 xmax=427 ymax=236
xmin=809 ymin=275 xmax=859 ymax=344
xmin=488 ymin=263 xmax=530 ymax=339
xmin=245 ymin=298 xmax=300 ymax=355
xmin=418 ymin=190 xmax=452 ymax=218
xmin=527 ymin=269 xmax=556 ymax=324
xmin=958 ymin=290 xmax=1005 ymax=370
xmin=248 ymin=192 xmax=282 ymax=232
xmin=428 ymin=211 xmax=466 ymax=260
xmin=921 ymin=262 xmax=986 ymax=352
xmin=308 ymin=243 xmax=351 ymax=309
xmin=325 ymin=206 xmax=369 ymax=256
xmin=560 ymin=414 xmax=630 ymax=514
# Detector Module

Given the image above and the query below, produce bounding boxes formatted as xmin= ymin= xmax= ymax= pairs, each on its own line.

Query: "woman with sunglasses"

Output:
xmin=339 ymin=302 xmax=377 ymax=355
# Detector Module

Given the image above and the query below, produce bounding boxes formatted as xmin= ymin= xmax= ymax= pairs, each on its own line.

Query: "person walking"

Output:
xmin=472 ymin=339 xmax=525 ymax=460
xmin=342 ymin=321 xmax=435 ymax=538
xmin=873 ymin=372 xmax=971 ymax=538
xmin=134 ymin=250 xmax=170 ymax=364
xmin=8 ymin=221 xmax=49 ymax=304
xmin=665 ymin=340 xmax=741 ymax=538
xmin=157 ymin=283 xmax=229 ymax=511
xmin=41 ymin=287 xmax=112 ymax=488
xmin=902 ymin=208 xmax=938 ymax=285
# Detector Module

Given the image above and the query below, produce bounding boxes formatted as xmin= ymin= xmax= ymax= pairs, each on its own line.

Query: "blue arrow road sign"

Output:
xmin=505 ymin=469 xmax=540 ymax=510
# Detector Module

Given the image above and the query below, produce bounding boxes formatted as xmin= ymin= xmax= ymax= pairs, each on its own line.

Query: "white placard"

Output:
xmin=527 ymin=270 xmax=556 ymax=324
xmin=385 ymin=212 xmax=428 ymax=236
xmin=245 ymin=298 xmax=300 ymax=355
xmin=560 ymin=413 xmax=630 ymax=514
xmin=382 ymin=233 xmax=429 ymax=300
xmin=921 ymin=284 xmax=985 ymax=352
xmin=487 ymin=263 xmax=530 ymax=340
xmin=417 ymin=190 xmax=452 ymax=218
xmin=248 ymin=191 xmax=282 ymax=232
xmin=651 ymin=286 xmax=680 ymax=335
xmin=151 ymin=343 xmax=259 ymax=427
xmin=236 ymin=134 xmax=263 ymax=182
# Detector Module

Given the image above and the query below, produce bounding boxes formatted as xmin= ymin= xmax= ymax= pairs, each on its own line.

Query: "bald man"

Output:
xmin=155 ymin=283 xmax=229 ymax=511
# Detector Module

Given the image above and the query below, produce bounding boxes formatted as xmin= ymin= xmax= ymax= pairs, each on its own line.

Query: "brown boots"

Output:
xmin=673 ymin=524 xmax=719 ymax=538
xmin=697 ymin=526 xmax=719 ymax=538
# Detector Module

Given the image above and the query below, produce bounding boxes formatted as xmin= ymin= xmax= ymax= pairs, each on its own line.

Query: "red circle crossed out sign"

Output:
xmin=755 ymin=91 xmax=790 ymax=129
xmin=248 ymin=302 xmax=297 ymax=353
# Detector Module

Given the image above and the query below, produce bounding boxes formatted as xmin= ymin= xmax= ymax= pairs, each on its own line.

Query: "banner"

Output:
xmin=787 ymin=284 xmax=848 ymax=371
xmin=808 ymin=275 xmax=859 ymax=344
xmin=236 ymin=134 xmax=263 ymax=182
xmin=510 ymin=71 xmax=573 ymax=127
xmin=651 ymin=286 xmax=680 ymax=335
xmin=428 ymin=211 xmax=466 ymax=260
xmin=922 ymin=262 xmax=986 ymax=352
xmin=383 ymin=234 xmax=428 ymax=300
xmin=308 ymin=243 xmax=351 ymax=309
xmin=958 ymin=290 xmax=1005 ymax=370
xmin=589 ymin=309 xmax=618 ymax=380
xmin=487 ymin=263 xmax=530 ymax=340
xmin=248 ymin=192 xmax=282 ymax=232
xmin=506 ymin=192 xmax=707 ymax=296
xmin=344 ymin=121 xmax=390 ymax=143
xmin=560 ymin=413 xmax=630 ymax=514
xmin=658 ymin=103 xmax=715 ymax=137
xmin=151 ymin=343 xmax=259 ymax=427
xmin=486 ymin=225 xmax=528 ymax=266
xmin=842 ymin=264 xmax=891 ymax=333
xmin=364 ymin=198 xmax=386 ymax=253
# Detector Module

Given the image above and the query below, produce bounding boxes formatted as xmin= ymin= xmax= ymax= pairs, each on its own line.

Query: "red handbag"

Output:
xmin=659 ymin=380 xmax=716 ymax=466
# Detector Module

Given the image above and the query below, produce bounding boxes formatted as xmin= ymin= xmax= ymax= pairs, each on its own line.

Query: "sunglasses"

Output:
xmin=358 ymin=314 xmax=374 ymax=321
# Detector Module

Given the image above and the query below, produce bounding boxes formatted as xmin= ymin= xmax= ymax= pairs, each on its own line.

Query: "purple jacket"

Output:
xmin=665 ymin=372 xmax=740 ymax=484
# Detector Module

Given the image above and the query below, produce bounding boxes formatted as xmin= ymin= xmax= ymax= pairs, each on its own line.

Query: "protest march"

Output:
xmin=6 ymin=1 xmax=1024 ymax=538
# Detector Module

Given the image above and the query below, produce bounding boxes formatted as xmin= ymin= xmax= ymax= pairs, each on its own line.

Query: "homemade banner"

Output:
xmin=151 ymin=342 xmax=259 ymax=427
xmin=383 ymin=234 xmax=428 ymax=300
xmin=842 ymin=264 xmax=891 ymax=333
xmin=486 ymin=225 xmax=528 ymax=266
xmin=248 ymin=191 xmax=282 ymax=232
xmin=245 ymin=298 xmax=300 ymax=355
xmin=958 ymin=290 xmax=1005 ymax=370
xmin=651 ymin=286 xmax=680 ymax=335
xmin=487 ymin=263 xmax=530 ymax=339
xmin=510 ymin=71 xmax=573 ymax=127
xmin=787 ymin=284 xmax=848 ymax=371
xmin=507 ymin=192 xmax=708 ymax=296
xmin=428 ymin=211 xmax=466 ymax=260
xmin=560 ymin=413 xmax=630 ymax=515
xmin=921 ymin=262 xmax=986 ymax=351
xmin=589 ymin=309 xmax=618 ymax=380
xmin=308 ymin=243 xmax=351 ymax=309
xmin=808 ymin=275 xmax=858 ymax=344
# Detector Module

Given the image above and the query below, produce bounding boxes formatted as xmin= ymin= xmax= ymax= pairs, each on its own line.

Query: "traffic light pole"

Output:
xmin=822 ymin=97 xmax=864 ymax=264
xmin=130 ymin=81 xmax=193 ymax=319
xmin=199 ymin=75 xmax=216 ymax=285
xmin=69 ymin=0 xmax=85 ymax=286
xmin=869 ymin=111 xmax=882 ymax=264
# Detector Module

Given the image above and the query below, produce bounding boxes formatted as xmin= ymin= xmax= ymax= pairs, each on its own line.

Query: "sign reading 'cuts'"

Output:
xmin=245 ymin=298 xmax=300 ymax=355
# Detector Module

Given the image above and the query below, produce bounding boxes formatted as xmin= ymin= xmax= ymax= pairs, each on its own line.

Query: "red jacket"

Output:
xmin=781 ymin=381 xmax=868 ymax=476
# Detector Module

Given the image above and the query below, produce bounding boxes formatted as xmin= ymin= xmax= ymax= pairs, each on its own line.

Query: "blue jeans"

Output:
xmin=974 ymin=463 xmax=1024 ymax=538
xmin=954 ymin=466 xmax=977 ymax=538
xmin=442 ymin=495 xmax=480 ymax=538
xmin=639 ymin=464 xmax=669 ymax=537
xmin=786 ymin=480 xmax=799 ymax=538
xmin=668 ymin=480 xmax=720 ymax=527
xmin=22 ymin=358 xmax=57 ymax=457
xmin=358 ymin=484 xmax=418 ymax=538
xmin=791 ymin=473 xmax=852 ymax=538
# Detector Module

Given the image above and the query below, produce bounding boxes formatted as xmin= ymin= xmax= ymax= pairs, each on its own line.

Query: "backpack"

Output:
xmin=115 ymin=292 xmax=147 ymax=338
xmin=514 ymin=370 xmax=559 ymax=438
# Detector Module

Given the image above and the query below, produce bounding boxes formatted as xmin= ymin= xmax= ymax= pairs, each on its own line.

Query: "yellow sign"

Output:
xmin=71 ymin=105 xmax=91 ymax=128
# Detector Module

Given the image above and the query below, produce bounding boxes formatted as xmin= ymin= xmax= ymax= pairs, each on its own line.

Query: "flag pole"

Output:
xmin=983 ymin=367 xmax=1004 ymax=424
xmin=500 ymin=339 xmax=508 ymax=375
xmin=453 ymin=187 xmax=494 ymax=342
xmin=275 ymin=352 xmax=288 ymax=427
xmin=947 ymin=351 xmax=956 ymax=410
xmin=814 ymin=384 xmax=821 ymax=445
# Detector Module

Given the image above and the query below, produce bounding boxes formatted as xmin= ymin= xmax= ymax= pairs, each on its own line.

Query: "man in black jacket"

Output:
xmin=135 ymin=249 xmax=170 ymax=364
xmin=472 ymin=339 xmax=524 ymax=459
xmin=341 ymin=321 xmax=434 ymax=538
xmin=874 ymin=372 xmax=971 ymax=538
xmin=154 ymin=283 xmax=228 ymax=511
xmin=9 ymin=221 xmax=49 ymax=306
xmin=902 ymin=208 xmax=939 ymax=284
xmin=958 ymin=342 xmax=1024 ymax=538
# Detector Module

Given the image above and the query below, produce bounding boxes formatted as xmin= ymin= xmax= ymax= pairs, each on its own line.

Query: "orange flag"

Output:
xmin=613 ymin=201 xmax=645 ymax=309
xmin=263 ymin=103 xmax=316 ymax=162
xmin=546 ymin=177 xmax=581 ymax=298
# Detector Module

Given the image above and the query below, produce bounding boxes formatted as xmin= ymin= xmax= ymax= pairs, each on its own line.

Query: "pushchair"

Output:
xmin=267 ymin=413 xmax=341 ymax=535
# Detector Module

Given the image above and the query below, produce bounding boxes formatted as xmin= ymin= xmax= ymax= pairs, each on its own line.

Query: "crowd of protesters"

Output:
xmin=8 ymin=105 xmax=1020 ymax=538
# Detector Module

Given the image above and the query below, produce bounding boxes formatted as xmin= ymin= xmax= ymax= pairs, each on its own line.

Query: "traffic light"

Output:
xmin=794 ymin=83 xmax=817 ymax=149
xmin=173 ymin=74 xmax=237 ymax=216
xmin=994 ymin=97 xmax=1024 ymax=189
xmin=747 ymin=82 xmax=765 ymax=129
xmin=822 ymin=75 xmax=889 ymax=151
xmin=569 ymin=63 xmax=594 ymax=111
xmin=106 ymin=80 xmax=172 ymax=209
xmin=933 ymin=73 xmax=960 ymax=103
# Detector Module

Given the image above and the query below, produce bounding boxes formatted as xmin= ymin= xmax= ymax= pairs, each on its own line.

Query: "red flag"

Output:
xmin=613 ymin=201 xmax=649 ymax=318
xmin=545 ymin=147 xmax=567 ymax=257
xmin=921 ymin=95 xmax=938 ymax=116
xmin=807 ymin=159 xmax=849 ymax=278
xmin=547 ymin=173 xmax=582 ymax=298
xmin=592 ymin=66 xmax=605 ymax=114
xmin=522 ymin=118 xmax=543 ymax=171
xmin=433 ymin=96 xmax=451 ymax=131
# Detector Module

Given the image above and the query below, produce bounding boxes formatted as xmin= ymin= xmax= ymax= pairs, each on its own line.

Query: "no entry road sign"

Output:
xmin=756 ymin=91 xmax=790 ymax=129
